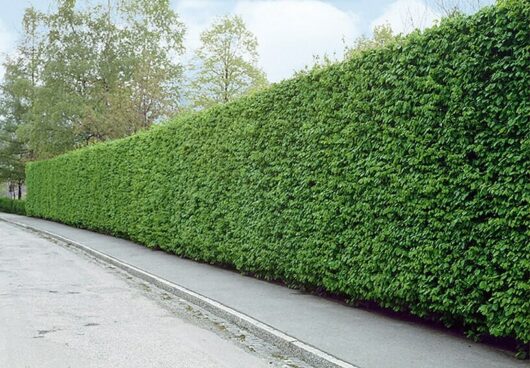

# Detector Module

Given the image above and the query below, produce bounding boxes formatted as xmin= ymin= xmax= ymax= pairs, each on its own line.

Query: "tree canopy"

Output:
xmin=187 ymin=16 xmax=268 ymax=109
xmin=1 ymin=0 xmax=186 ymax=161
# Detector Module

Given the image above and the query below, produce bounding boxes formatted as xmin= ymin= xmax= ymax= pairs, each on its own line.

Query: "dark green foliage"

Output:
xmin=26 ymin=2 xmax=529 ymax=343
xmin=0 ymin=198 xmax=26 ymax=215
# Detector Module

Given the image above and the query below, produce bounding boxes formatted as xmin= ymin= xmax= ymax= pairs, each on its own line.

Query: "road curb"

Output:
xmin=4 ymin=218 xmax=358 ymax=368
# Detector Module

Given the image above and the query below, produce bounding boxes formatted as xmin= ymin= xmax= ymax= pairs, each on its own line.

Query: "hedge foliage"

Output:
xmin=0 ymin=198 xmax=26 ymax=215
xmin=26 ymin=2 xmax=529 ymax=343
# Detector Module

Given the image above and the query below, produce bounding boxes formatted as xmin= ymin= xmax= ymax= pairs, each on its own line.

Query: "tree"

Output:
xmin=188 ymin=15 xmax=267 ymax=109
xmin=0 ymin=123 xmax=26 ymax=199
xmin=0 ymin=0 xmax=186 ymax=159
xmin=0 ymin=8 xmax=42 ymax=192
xmin=0 ymin=62 xmax=31 ymax=198
xmin=345 ymin=23 xmax=398 ymax=59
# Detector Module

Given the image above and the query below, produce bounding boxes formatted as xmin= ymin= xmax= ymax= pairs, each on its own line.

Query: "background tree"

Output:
xmin=0 ymin=113 xmax=26 ymax=197
xmin=0 ymin=9 xmax=42 ymax=192
xmin=0 ymin=122 xmax=26 ymax=199
xmin=0 ymin=0 xmax=186 ymax=159
xmin=345 ymin=23 xmax=398 ymax=59
xmin=188 ymin=15 xmax=267 ymax=109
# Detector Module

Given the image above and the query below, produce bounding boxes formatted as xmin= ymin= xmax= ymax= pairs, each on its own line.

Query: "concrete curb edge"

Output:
xmin=4 ymin=218 xmax=358 ymax=368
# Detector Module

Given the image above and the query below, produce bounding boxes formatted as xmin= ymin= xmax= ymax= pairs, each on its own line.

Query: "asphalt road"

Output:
xmin=0 ymin=220 xmax=309 ymax=368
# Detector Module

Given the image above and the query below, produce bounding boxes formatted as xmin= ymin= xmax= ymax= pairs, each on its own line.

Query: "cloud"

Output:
xmin=234 ymin=0 xmax=360 ymax=82
xmin=371 ymin=0 xmax=440 ymax=34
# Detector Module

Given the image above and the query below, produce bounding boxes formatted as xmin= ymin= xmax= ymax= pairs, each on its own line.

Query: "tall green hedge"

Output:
xmin=27 ymin=2 xmax=529 ymax=343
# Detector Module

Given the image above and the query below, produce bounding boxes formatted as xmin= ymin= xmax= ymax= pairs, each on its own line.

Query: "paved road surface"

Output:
xmin=0 ymin=220 xmax=308 ymax=368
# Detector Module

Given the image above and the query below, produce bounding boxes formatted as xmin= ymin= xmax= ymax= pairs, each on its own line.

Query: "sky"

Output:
xmin=0 ymin=0 xmax=492 ymax=82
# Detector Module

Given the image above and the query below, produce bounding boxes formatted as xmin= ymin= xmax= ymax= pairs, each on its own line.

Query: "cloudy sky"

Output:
xmin=0 ymin=0 xmax=491 ymax=82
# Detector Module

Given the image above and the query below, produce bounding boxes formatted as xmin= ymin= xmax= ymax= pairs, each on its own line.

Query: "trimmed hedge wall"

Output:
xmin=0 ymin=198 xmax=26 ymax=215
xmin=27 ymin=2 xmax=529 ymax=343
